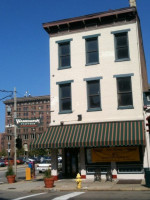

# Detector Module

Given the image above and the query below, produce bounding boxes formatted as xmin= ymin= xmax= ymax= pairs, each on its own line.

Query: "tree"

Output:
xmin=0 ymin=149 xmax=7 ymax=157
xmin=17 ymin=148 xmax=24 ymax=157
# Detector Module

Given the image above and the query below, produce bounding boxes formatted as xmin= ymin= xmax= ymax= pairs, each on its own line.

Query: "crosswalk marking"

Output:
xmin=52 ymin=192 xmax=85 ymax=200
xmin=12 ymin=192 xmax=47 ymax=200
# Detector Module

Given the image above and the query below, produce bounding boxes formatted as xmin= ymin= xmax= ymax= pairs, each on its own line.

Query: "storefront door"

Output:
xmin=65 ymin=148 xmax=79 ymax=178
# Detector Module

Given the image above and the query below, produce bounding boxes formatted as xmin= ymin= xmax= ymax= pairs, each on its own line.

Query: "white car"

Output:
xmin=37 ymin=160 xmax=51 ymax=173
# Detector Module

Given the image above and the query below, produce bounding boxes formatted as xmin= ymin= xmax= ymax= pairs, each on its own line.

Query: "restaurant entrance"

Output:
xmin=65 ymin=148 xmax=79 ymax=178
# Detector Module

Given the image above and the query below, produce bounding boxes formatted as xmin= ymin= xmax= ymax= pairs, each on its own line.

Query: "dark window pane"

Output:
xmin=60 ymin=84 xmax=71 ymax=98
xmin=88 ymin=80 xmax=100 ymax=109
xmin=116 ymin=48 xmax=128 ymax=60
xmin=87 ymin=52 xmax=98 ymax=63
xmin=61 ymin=99 xmax=71 ymax=111
xmin=88 ymin=81 xmax=99 ymax=95
xmin=86 ymin=38 xmax=98 ymax=52
xmin=117 ymin=77 xmax=131 ymax=92
xmin=89 ymin=96 xmax=100 ymax=108
xmin=59 ymin=43 xmax=69 ymax=55
xmin=118 ymin=93 xmax=133 ymax=106
xmin=60 ymin=56 xmax=70 ymax=67
xmin=116 ymin=34 xmax=127 ymax=47
xmin=115 ymin=32 xmax=129 ymax=60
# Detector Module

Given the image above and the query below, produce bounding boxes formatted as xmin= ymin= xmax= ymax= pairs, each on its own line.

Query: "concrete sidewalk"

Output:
xmin=0 ymin=176 xmax=150 ymax=192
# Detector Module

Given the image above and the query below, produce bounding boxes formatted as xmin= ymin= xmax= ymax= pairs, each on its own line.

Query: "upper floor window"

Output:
xmin=83 ymin=34 xmax=100 ymax=66
xmin=57 ymin=80 xmax=74 ymax=114
xmin=116 ymin=76 xmax=133 ymax=109
xmin=59 ymin=83 xmax=72 ymax=113
xmin=111 ymin=29 xmax=130 ymax=61
xmin=87 ymin=79 xmax=101 ymax=111
xmin=86 ymin=38 xmax=99 ymax=65
xmin=56 ymin=39 xmax=72 ymax=69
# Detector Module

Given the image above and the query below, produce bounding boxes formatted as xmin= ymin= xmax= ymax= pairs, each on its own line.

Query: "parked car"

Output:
xmin=0 ymin=159 xmax=6 ymax=167
xmin=4 ymin=158 xmax=14 ymax=166
xmin=37 ymin=159 xmax=51 ymax=173
xmin=16 ymin=158 xmax=24 ymax=165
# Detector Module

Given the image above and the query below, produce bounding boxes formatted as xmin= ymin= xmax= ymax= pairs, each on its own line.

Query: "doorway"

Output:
xmin=65 ymin=148 xmax=79 ymax=178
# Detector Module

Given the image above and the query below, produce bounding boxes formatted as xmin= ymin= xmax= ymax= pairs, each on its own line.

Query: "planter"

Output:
xmin=44 ymin=177 xmax=54 ymax=188
xmin=7 ymin=175 xmax=16 ymax=184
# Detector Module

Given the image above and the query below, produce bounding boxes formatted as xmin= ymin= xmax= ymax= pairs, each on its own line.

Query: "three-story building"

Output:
xmin=31 ymin=2 xmax=149 ymax=180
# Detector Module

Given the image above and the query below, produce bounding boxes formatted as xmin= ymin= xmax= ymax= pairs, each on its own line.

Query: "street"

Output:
xmin=0 ymin=191 xmax=150 ymax=200
xmin=0 ymin=165 xmax=28 ymax=183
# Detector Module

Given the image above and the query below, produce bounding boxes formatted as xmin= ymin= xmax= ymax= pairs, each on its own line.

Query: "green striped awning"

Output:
xmin=30 ymin=121 xmax=145 ymax=149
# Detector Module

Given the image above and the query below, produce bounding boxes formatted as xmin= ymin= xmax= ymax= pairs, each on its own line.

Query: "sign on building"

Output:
xmin=14 ymin=118 xmax=41 ymax=128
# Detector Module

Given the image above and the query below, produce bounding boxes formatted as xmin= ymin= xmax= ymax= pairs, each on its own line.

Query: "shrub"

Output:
xmin=44 ymin=168 xmax=51 ymax=178
xmin=5 ymin=165 xmax=15 ymax=177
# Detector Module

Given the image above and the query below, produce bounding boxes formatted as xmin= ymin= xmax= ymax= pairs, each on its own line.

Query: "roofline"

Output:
xmin=3 ymin=95 xmax=50 ymax=104
xmin=43 ymin=7 xmax=136 ymax=28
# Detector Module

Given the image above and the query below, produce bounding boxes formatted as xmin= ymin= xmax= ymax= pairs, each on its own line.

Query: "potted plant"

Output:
xmin=43 ymin=168 xmax=54 ymax=188
xmin=5 ymin=165 xmax=15 ymax=183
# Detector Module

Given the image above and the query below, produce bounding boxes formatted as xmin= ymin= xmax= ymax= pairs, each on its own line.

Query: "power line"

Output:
xmin=0 ymin=89 xmax=13 ymax=101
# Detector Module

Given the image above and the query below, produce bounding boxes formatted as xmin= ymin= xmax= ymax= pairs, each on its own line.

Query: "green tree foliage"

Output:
xmin=17 ymin=148 xmax=25 ymax=157
xmin=0 ymin=149 xmax=7 ymax=157
xmin=28 ymin=148 xmax=50 ymax=157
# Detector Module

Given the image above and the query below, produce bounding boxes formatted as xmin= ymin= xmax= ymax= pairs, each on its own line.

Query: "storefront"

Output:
xmin=30 ymin=120 xmax=145 ymax=180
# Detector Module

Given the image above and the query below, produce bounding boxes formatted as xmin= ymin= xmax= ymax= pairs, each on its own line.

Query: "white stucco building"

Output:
xmin=31 ymin=2 xmax=149 ymax=180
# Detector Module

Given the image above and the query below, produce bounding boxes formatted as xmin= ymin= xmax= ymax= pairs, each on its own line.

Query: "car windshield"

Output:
xmin=41 ymin=160 xmax=51 ymax=164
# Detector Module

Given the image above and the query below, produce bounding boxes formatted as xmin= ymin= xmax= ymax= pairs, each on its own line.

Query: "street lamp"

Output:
xmin=7 ymin=142 xmax=11 ymax=161
xmin=14 ymin=87 xmax=17 ymax=176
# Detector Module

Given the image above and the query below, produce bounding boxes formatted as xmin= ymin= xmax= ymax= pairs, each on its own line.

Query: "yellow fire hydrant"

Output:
xmin=76 ymin=173 xmax=82 ymax=189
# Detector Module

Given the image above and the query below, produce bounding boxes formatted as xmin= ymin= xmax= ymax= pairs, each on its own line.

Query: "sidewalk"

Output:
xmin=0 ymin=175 xmax=150 ymax=192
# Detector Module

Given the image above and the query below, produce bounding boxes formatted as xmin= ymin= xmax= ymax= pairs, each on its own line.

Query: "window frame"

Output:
xmin=114 ymin=75 xmax=134 ymax=109
xmin=111 ymin=29 xmax=130 ymax=62
xmin=83 ymin=34 xmax=100 ymax=66
xmin=56 ymin=39 xmax=72 ymax=70
xmin=57 ymin=80 xmax=74 ymax=114
xmin=86 ymin=78 xmax=102 ymax=112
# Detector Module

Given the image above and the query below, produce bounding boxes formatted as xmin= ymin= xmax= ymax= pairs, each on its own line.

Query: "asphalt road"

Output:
xmin=0 ymin=191 xmax=150 ymax=200
xmin=0 ymin=165 xmax=33 ymax=183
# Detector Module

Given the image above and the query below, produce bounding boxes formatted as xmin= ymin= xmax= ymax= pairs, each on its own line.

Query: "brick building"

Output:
xmin=0 ymin=133 xmax=5 ymax=152
xmin=3 ymin=95 xmax=50 ymax=156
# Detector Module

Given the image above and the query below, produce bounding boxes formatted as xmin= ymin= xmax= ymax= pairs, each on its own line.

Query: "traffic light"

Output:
xmin=16 ymin=138 xmax=22 ymax=149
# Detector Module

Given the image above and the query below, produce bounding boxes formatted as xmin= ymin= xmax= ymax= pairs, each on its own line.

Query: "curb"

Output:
xmin=30 ymin=186 xmax=150 ymax=193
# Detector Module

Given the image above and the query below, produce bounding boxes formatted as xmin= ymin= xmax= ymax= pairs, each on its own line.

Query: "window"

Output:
xmin=31 ymin=134 xmax=35 ymax=139
xmin=24 ymin=134 xmax=28 ymax=140
xmin=113 ymin=31 xmax=130 ymax=61
xmin=8 ymin=136 xmax=12 ymax=140
xmin=59 ymin=42 xmax=71 ymax=69
xmin=59 ymin=83 xmax=72 ymax=113
xmin=147 ymin=95 xmax=150 ymax=101
xmin=117 ymin=77 xmax=133 ymax=108
xmin=86 ymin=37 xmax=99 ymax=65
xmin=23 ymin=107 xmax=28 ymax=111
xmin=87 ymin=80 xmax=101 ymax=111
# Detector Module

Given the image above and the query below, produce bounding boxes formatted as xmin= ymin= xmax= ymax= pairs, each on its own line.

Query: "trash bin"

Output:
xmin=144 ymin=168 xmax=150 ymax=187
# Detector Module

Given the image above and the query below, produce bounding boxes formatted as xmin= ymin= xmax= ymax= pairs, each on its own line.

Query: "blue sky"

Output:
xmin=0 ymin=0 xmax=150 ymax=132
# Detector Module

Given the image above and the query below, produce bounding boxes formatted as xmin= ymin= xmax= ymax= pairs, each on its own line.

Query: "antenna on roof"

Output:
xmin=24 ymin=91 xmax=31 ymax=97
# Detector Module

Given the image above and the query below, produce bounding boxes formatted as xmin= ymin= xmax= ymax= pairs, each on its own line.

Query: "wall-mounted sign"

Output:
xmin=14 ymin=118 xmax=41 ymax=128
xmin=92 ymin=147 xmax=140 ymax=162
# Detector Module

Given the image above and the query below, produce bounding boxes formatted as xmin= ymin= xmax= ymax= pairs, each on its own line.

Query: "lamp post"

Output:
xmin=7 ymin=142 xmax=10 ymax=162
xmin=14 ymin=87 xmax=17 ymax=176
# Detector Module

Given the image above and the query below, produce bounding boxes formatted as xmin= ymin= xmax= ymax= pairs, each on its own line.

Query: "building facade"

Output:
xmin=3 ymin=95 xmax=50 ymax=156
xmin=31 ymin=3 xmax=149 ymax=180
xmin=0 ymin=133 xmax=5 ymax=152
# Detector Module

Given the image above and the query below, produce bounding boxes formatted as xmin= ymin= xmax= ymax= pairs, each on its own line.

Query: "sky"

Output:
xmin=0 ymin=0 xmax=150 ymax=133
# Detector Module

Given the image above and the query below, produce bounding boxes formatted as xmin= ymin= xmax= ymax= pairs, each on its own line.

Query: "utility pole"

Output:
xmin=14 ymin=87 xmax=17 ymax=176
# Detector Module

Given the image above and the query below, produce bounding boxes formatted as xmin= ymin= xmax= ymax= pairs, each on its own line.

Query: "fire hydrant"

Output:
xmin=76 ymin=173 xmax=82 ymax=189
